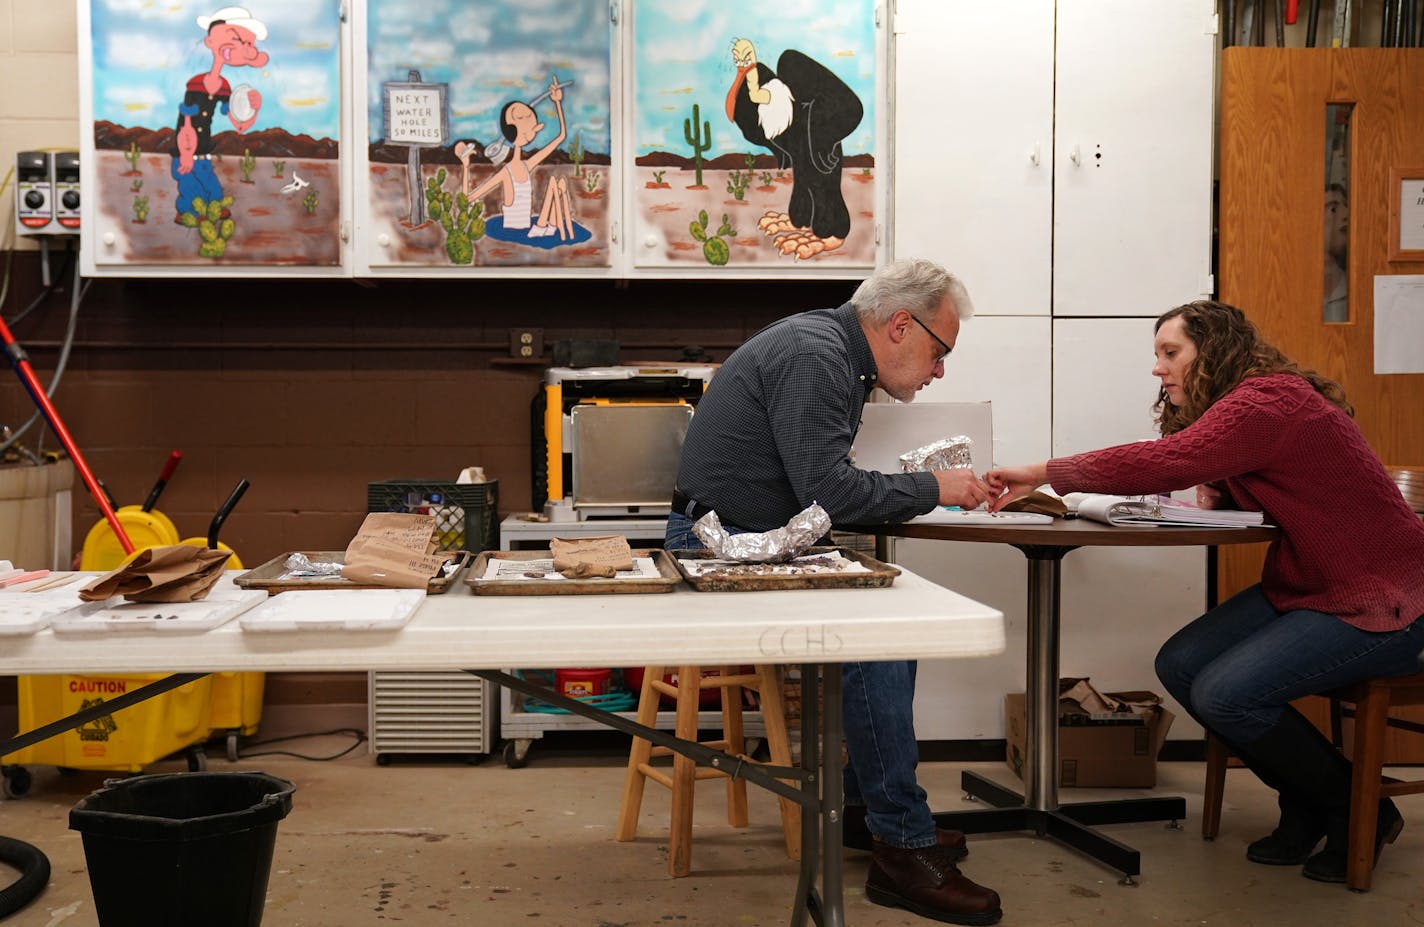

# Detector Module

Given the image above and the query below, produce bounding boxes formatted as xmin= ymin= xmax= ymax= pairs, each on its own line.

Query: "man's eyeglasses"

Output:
xmin=910 ymin=314 xmax=951 ymax=362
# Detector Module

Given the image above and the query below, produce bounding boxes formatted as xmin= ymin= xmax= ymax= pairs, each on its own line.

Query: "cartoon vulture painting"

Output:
xmin=724 ymin=37 xmax=864 ymax=260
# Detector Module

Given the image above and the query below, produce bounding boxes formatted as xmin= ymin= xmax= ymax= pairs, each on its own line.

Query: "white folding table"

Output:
xmin=1 ymin=569 xmax=1003 ymax=927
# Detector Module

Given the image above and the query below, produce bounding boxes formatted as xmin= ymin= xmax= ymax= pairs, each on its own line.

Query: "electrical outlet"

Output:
xmin=508 ymin=328 xmax=543 ymax=359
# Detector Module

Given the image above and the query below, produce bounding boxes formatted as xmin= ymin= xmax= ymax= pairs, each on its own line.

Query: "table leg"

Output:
xmin=473 ymin=670 xmax=834 ymax=924
xmin=930 ymin=549 xmax=1184 ymax=881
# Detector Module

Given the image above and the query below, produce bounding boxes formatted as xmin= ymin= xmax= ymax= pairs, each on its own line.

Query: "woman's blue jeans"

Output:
xmin=665 ymin=511 xmax=937 ymax=848
xmin=1155 ymin=584 xmax=1424 ymax=747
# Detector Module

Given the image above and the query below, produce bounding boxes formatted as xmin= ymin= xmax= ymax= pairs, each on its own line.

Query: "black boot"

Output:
xmin=1207 ymin=720 xmax=1328 ymax=865
xmin=1245 ymin=794 xmax=1327 ymax=865
xmin=1301 ymin=798 xmax=1404 ymax=883
xmin=1233 ymin=711 xmax=1356 ymax=876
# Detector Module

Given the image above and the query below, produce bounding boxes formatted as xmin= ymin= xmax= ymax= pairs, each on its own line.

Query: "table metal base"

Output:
xmin=478 ymin=666 xmax=846 ymax=927
xmin=931 ymin=771 xmax=1186 ymax=880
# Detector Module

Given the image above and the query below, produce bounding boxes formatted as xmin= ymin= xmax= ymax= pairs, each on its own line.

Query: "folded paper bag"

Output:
xmin=341 ymin=512 xmax=450 ymax=589
xmin=550 ymin=536 xmax=634 ymax=574
xmin=79 ymin=544 xmax=233 ymax=603
xmin=1003 ymin=491 xmax=1069 ymax=518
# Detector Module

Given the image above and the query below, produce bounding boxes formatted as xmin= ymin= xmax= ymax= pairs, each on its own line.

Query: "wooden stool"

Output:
xmin=616 ymin=664 xmax=800 ymax=877
xmin=1201 ymin=678 xmax=1424 ymax=891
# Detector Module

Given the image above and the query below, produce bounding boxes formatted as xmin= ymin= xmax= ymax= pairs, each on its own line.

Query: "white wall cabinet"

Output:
xmin=891 ymin=0 xmax=1216 ymax=740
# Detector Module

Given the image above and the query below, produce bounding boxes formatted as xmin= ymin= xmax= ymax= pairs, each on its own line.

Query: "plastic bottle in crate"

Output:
xmin=426 ymin=492 xmax=466 ymax=550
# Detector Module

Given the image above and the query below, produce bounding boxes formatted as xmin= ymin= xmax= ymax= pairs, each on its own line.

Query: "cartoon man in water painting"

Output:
xmin=454 ymin=75 xmax=588 ymax=246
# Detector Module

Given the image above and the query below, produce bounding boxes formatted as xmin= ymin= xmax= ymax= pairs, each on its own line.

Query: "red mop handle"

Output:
xmin=0 ymin=316 xmax=134 ymax=554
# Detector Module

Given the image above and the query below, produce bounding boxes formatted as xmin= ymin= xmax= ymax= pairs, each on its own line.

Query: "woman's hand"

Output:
xmin=984 ymin=463 xmax=1049 ymax=512
xmin=1195 ymin=483 xmax=1226 ymax=509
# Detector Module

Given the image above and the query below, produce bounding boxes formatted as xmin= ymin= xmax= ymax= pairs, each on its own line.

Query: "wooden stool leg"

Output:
xmin=668 ymin=665 xmax=701 ymax=878
xmin=720 ymin=666 xmax=750 ymax=828
xmin=1347 ymin=685 xmax=1389 ymax=892
xmin=757 ymin=664 xmax=802 ymax=860
xmin=617 ymin=666 xmax=665 ymax=842
xmin=1202 ymin=733 xmax=1228 ymax=840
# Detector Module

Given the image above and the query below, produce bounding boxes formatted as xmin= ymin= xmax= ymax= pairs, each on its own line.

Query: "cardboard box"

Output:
xmin=1004 ymin=680 xmax=1176 ymax=788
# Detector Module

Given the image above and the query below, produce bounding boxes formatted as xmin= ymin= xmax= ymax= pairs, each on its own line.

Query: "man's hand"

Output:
xmin=934 ymin=468 xmax=993 ymax=509
xmin=985 ymin=463 xmax=1048 ymax=512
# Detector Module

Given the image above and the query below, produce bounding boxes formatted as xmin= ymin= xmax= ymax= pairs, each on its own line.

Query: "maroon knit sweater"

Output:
xmin=1046 ymin=374 xmax=1424 ymax=631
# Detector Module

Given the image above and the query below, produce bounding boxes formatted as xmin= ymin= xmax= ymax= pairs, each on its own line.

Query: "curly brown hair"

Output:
xmin=1153 ymin=300 xmax=1353 ymax=435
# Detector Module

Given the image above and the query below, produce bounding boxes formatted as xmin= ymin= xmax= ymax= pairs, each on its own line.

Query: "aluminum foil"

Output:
xmin=692 ymin=503 xmax=831 ymax=563
xmin=283 ymin=552 xmax=343 ymax=577
xmin=900 ymin=435 xmax=974 ymax=473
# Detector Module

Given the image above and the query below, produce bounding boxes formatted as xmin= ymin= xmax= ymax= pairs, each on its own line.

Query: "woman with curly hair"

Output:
xmin=986 ymin=300 xmax=1424 ymax=885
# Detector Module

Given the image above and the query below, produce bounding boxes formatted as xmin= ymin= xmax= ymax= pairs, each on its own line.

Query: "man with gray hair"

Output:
xmin=667 ymin=258 xmax=1002 ymax=925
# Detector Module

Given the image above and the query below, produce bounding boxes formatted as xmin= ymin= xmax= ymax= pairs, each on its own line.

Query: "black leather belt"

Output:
xmin=671 ymin=489 xmax=714 ymax=521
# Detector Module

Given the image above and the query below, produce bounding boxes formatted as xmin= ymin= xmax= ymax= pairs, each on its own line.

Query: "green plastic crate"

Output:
xmin=366 ymin=480 xmax=499 ymax=552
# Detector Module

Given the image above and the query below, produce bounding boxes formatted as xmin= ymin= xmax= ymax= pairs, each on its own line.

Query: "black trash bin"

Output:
xmin=69 ymin=771 xmax=295 ymax=927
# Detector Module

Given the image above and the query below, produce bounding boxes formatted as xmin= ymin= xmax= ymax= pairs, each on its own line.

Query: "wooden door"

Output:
xmin=1219 ymin=48 xmax=1424 ymax=754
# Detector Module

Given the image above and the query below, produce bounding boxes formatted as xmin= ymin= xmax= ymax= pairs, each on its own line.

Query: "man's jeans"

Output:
xmin=665 ymin=511 xmax=937 ymax=848
xmin=1156 ymin=583 xmax=1424 ymax=746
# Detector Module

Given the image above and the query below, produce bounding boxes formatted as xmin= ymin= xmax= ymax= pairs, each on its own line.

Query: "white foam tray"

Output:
xmin=51 ymin=584 xmax=268 ymax=634
xmin=0 ymin=573 xmax=104 ymax=636
xmin=239 ymin=588 xmax=425 ymax=632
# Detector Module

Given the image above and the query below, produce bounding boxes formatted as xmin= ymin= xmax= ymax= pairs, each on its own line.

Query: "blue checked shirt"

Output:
xmin=674 ymin=301 xmax=939 ymax=531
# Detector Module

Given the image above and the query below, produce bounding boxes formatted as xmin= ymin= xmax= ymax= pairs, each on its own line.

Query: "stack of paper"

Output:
xmin=1063 ymin=493 xmax=1266 ymax=528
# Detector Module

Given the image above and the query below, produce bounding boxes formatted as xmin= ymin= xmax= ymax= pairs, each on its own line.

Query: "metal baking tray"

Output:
xmin=669 ymin=547 xmax=900 ymax=592
xmin=235 ymin=550 xmax=471 ymax=595
xmin=465 ymin=549 xmax=681 ymax=595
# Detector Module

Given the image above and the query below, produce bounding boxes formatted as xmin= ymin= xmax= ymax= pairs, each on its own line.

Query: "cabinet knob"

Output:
xmin=644 ymin=235 xmax=657 ymax=248
xmin=1069 ymin=145 xmax=1081 ymax=167
xmin=102 ymin=232 xmax=116 ymax=247
xmin=1029 ymin=145 xmax=1041 ymax=167
xmin=377 ymin=233 xmax=391 ymax=247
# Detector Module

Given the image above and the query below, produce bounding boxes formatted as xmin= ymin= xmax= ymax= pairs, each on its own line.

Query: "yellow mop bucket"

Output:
xmin=79 ymin=451 xmax=184 ymax=570
xmin=79 ymin=504 xmax=179 ymax=570
xmin=185 ymin=480 xmax=262 ymax=745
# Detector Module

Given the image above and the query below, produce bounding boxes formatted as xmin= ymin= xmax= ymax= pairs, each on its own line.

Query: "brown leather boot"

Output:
xmin=866 ymin=841 xmax=1002 ymax=925
xmin=843 ymin=804 xmax=968 ymax=860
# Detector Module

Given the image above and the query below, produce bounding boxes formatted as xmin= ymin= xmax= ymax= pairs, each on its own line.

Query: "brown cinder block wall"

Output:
xmin=0 ymin=251 xmax=856 ymax=725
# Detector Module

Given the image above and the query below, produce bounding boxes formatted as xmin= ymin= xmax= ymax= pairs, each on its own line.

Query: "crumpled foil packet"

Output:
xmin=900 ymin=435 xmax=974 ymax=473
xmin=692 ymin=503 xmax=831 ymax=563
xmin=283 ymin=552 xmax=344 ymax=577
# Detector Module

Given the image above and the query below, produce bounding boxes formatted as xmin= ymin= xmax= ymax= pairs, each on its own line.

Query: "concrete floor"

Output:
xmin=2 ymin=737 xmax=1422 ymax=926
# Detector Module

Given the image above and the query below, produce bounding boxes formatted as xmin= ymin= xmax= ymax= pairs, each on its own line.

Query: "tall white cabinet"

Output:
xmin=890 ymin=0 xmax=1217 ymax=740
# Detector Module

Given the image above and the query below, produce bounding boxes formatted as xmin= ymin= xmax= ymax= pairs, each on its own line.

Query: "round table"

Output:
xmin=879 ymin=518 xmax=1279 ymax=882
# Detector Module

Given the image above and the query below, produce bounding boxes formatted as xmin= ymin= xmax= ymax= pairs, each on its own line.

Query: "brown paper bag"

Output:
xmin=79 ymin=545 xmax=233 ymax=603
xmin=550 ymin=535 xmax=634 ymax=574
xmin=340 ymin=512 xmax=451 ymax=589
xmin=1003 ymin=491 xmax=1069 ymax=518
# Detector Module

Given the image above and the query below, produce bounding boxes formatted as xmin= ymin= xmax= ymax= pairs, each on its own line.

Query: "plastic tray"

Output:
xmin=239 ymin=588 xmax=426 ymax=632
xmin=51 ymin=584 xmax=268 ymax=635
xmin=234 ymin=550 xmax=470 ymax=595
xmin=669 ymin=547 xmax=901 ymax=592
xmin=0 ymin=572 xmax=105 ymax=636
xmin=465 ymin=549 xmax=681 ymax=595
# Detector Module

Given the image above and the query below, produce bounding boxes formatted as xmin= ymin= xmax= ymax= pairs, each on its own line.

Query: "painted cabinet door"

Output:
xmin=79 ymin=2 xmax=349 ymax=277
xmin=1053 ymin=0 xmax=1216 ymax=316
xmin=891 ymin=0 xmax=1054 ymax=316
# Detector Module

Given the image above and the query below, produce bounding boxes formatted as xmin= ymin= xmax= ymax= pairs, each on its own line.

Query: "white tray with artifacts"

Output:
xmin=50 ymin=582 xmax=268 ymax=634
xmin=466 ymin=549 xmax=681 ymax=595
xmin=239 ymin=588 xmax=426 ymax=632
xmin=670 ymin=547 xmax=900 ymax=592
